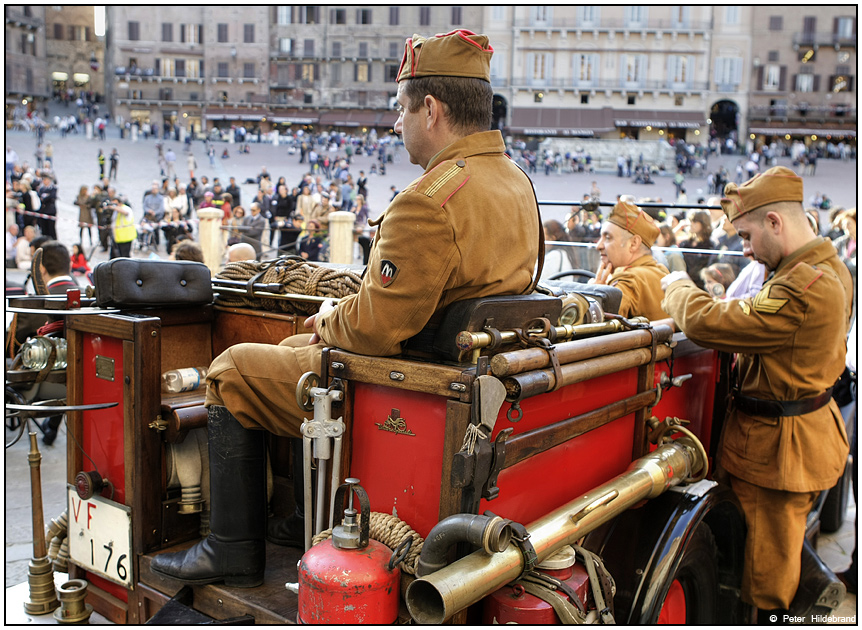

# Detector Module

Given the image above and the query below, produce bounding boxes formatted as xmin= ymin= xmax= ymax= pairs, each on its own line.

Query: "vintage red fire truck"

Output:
xmin=7 ymin=227 xmax=851 ymax=624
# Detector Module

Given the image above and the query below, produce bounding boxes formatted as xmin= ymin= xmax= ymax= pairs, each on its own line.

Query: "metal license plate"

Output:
xmin=67 ymin=486 xmax=133 ymax=588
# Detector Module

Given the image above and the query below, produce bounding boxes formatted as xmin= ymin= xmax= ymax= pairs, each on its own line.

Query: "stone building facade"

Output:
xmin=44 ymin=6 xmax=105 ymax=100
xmin=4 ymin=5 xmax=50 ymax=112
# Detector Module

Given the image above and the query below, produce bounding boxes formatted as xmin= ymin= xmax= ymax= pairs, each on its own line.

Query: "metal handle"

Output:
xmin=388 ymin=536 xmax=413 ymax=571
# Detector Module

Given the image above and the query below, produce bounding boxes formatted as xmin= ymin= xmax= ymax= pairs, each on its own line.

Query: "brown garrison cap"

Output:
xmin=397 ymin=29 xmax=493 ymax=83
xmin=607 ymin=200 xmax=660 ymax=248
xmin=721 ymin=166 xmax=804 ymax=222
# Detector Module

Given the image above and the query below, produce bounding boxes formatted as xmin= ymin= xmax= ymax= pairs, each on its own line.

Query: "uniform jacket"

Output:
xmin=662 ymin=237 xmax=852 ymax=492
xmin=317 ymin=130 xmax=540 ymax=356
xmin=610 ymin=254 xmax=671 ymax=320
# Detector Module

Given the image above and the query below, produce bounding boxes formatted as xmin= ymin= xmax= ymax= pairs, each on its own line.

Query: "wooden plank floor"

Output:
xmin=139 ymin=541 xmax=303 ymax=624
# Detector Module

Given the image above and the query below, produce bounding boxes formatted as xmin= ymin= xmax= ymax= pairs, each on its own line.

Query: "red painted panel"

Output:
xmin=350 ymin=384 xmax=448 ymax=538
xmin=350 ymin=370 xmax=640 ymax=537
xmin=653 ymin=349 xmax=718 ymax=455
xmin=80 ymin=332 xmax=128 ymax=604
xmin=81 ymin=333 xmax=126 ymax=503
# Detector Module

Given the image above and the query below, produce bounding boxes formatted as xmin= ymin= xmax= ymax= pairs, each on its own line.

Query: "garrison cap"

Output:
xmin=607 ymin=200 xmax=660 ymax=248
xmin=397 ymin=29 xmax=493 ymax=83
xmin=721 ymin=166 xmax=804 ymax=222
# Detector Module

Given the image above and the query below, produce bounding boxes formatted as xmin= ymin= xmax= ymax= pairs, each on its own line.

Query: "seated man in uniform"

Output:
xmin=588 ymin=200 xmax=670 ymax=320
xmin=661 ymin=166 xmax=852 ymax=621
xmin=151 ymin=30 xmax=541 ymax=587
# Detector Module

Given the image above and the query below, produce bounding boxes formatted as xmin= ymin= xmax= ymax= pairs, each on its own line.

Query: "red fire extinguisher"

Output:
xmin=298 ymin=478 xmax=408 ymax=624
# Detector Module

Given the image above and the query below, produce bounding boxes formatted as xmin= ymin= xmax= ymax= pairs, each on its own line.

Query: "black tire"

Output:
xmin=548 ymin=269 xmax=596 ymax=282
xmin=656 ymin=524 xmax=719 ymax=624
xmin=819 ymin=457 xmax=852 ymax=533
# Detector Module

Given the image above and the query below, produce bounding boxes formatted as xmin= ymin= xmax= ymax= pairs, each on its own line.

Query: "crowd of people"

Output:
xmin=539 ymin=186 xmax=857 ymax=309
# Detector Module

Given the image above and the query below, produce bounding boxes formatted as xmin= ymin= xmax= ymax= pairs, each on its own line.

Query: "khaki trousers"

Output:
xmin=730 ymin=475 xmax=818 ymax=610
xmin=204 ymin=334 xmax=322 ymax=438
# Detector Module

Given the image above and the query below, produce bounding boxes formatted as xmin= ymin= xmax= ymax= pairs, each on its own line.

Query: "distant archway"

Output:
xmin=709 ymin=100 xmax=739 ymax=140
xmin=492 ymin=94 xmax=508 ymax=132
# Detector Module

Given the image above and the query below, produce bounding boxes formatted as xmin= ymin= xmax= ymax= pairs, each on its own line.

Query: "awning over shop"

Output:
xmin=204 ymin=108 xmax=268 ymax=122
xmin=379 ymin=111 xmax=399 ymax=127
xmin=318 ymin=109 xmax=387 ymax=127
xmin=749 ymin=126 xmax=856 ymax=138
xmin=270 ymin=109 xmax=318 ymax=125
xmin=509 ymin=107 xmax=615 ymax=136
xmin=613 ymin=109 xmax=706 ymax=129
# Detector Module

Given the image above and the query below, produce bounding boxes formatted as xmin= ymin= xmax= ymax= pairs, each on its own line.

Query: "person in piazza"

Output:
xmin=150 ymin=29 xmax=542 ymax=587
xmin=660 ymin=166 xmax=853 ymax=621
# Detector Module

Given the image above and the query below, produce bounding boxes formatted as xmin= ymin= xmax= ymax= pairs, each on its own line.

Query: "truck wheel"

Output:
xmin=820 ymin=458 xmax=852 ymax=533
xmin=657 ymin=524 xmax=718 ymax=624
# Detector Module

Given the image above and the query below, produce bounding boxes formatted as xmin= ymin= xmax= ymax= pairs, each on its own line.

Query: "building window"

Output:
xmin=277 ymin=6 xmax=292 ymax=25
xmin=217 ymin=62 xmax=229 ymax=78
xmin=714 ymin=56 xmax=742 ymax=88
xmin=768 ymin=51 xmax=779 ymax=62
xmin=621 ymin=54 xmax=647 ymax=87
xmin=389 ymin=7 xmax=399 ymax=26
xmin=796 ymin=73 xmax=814 ymax=92
xmin=671 ymin=6 xmax=689 ymax=28
xmin=624 ymin=7 xmax=648 ymax=28
xmin=218 ymin=90 xmax=228 ymax=102
xmin=357 ymin=9 xmax=372 ymax=25
xmin=725 ymin=6 xmax=740 ymax=25
xmin=528 ymin=52 xmax=552 ymax=87
xmin=161 ymin=58 xmax=175 ymax=78
xmin=332 ymin=9 xmax=346 ymax=24
xmin=577 ymin=6 xmax=599 ymax=27
xmin=355 ymin=62 xmax=371 ymax=83
xmin=298 ymin=7 xmax=320 ymax=24
xmin=668 ymin=55 xmax=693 ymax=87
xmin=385 ymin=64 xmax=399 ymax=82
xmin=244 ymin=24 xmax=254 ymax=44
xmin=492 ymin=7 xmax=505 ymax=22
xmin=244 ymin=63 xmax=255 ymax=78
xmin=301 ymin=63 xmax=317 ymax=82
xmin=627 ymin=94 xmax=636 ymax=105
xmin=53 ymin=23 xmax=63 ymax=40
xmin=162 ymin=23 xmax=173 ymax=42
xmin=769 ymin=16 xmax=783 ymax=31
xmin=531 ymin=6 xmax=552 ymax=26
xmin=574 ymin=53 xmax=598 ymax=85
xmin=331 ymin=64 xmax=341 ymax=83
xmin=389 ymin=42 xmax=399 ymax=58
xmin=332 ymin=42 xmax=341 ymax=57
xmin=764 ymin=64 xmax=781 ymax=90
xmin=128 ymin=21 xmax=140 ymax=41
xmin=831 ymin=74 xmax=850 ymax=93
xmin=534 ymin=92 xmax=544 ymax=103
xmin=217 ymin=24 xmax=228 ymax=43
xmin=452 ymin=7 xmax=462 ymax=25
xmin=304 ymin=39 xmax=314 ymax=56
xmin=798 ymin=48 xmax=816 ymax=63
xmin=181 ymin=24 xmax=202 ymax=45
xmin=419 ymin=6 xmax=430 ymax=26
xmin=304 ymin=94 xmax=313 ymax=104
xmin=675 ymin=95 xmax=684 ymax=106
xmin=280 ymin=38 xmax=293 ymax=54
xmin=187 ymin=59 xmax=201 ymax=78
xmin=581 ymin=93 xmax=589 ymax=104
xmin=836 ymin=17 xmax=854 ymax=40
xmin=359 ymin=42 xmax=368 ymax=58
xmin=175 ymin=59 xmax=186 ymax=78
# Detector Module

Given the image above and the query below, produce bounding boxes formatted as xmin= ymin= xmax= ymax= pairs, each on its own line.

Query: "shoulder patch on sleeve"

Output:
xmin=752 ymin=285 xmax=789 ymax=314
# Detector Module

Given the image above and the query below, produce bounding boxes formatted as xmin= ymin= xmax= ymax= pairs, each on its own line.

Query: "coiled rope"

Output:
xmin=311 ymin=511 xmax=425 ymax=576
xmin=214 ymin=256 xmax=361 ymax=315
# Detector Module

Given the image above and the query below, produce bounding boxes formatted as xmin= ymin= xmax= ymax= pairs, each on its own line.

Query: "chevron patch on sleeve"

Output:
xmin=752 ymin=286 xmax=789 ymax=314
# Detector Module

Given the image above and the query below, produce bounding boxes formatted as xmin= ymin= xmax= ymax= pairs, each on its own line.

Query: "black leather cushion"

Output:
xmin=542 ymin=280 xmax=622 ymax=315
xmin=94 ymin=259 xmax=213 ymax=308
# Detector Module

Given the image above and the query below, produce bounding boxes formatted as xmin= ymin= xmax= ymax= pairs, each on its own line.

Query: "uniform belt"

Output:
xmin=732 ymin=388 xmax=834 ymax=417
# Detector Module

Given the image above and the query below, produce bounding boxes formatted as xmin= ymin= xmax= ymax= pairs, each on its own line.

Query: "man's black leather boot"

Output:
xmin=151 ymin=406 xmax=266 ymax=587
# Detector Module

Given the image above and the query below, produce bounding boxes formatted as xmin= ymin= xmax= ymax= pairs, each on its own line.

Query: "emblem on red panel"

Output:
xmin=375 ymin=408 xmax=415 ymax=436
xmin=380 ymin=260 xmax=399 ymax=287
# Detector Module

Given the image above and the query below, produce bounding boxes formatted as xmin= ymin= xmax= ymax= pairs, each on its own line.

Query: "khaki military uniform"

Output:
xmin=609 ymin=255 xmax=670 ymax=320
xmin=205 ymin=130 xmax=540 ymax=437
xmin=662 ymin=237 xmax=852 ymax=609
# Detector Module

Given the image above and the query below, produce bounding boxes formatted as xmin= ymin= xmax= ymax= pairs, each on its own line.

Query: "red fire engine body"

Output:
xmin=45 ymin=261 xmax=843 ymax=624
